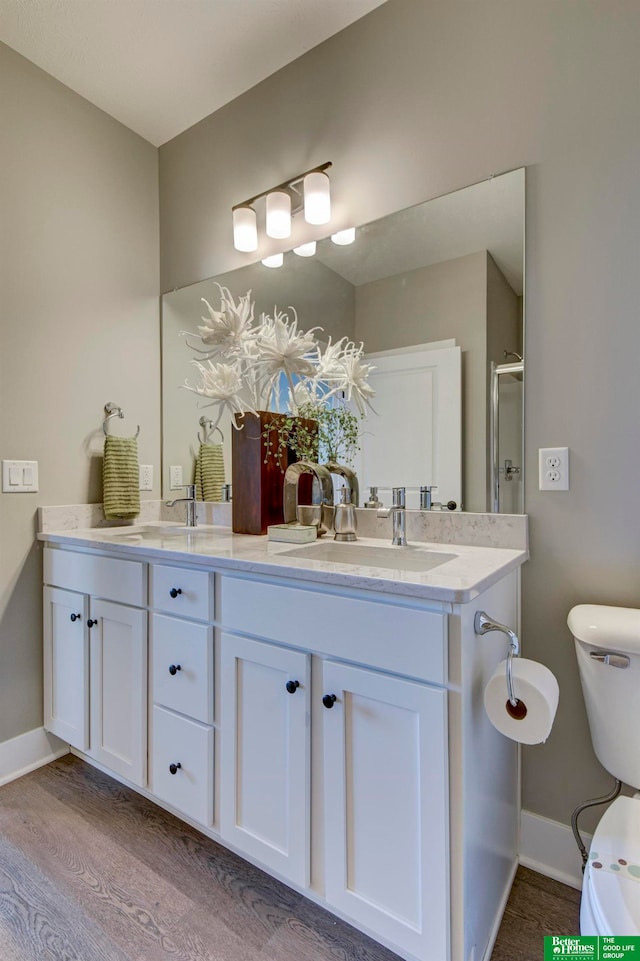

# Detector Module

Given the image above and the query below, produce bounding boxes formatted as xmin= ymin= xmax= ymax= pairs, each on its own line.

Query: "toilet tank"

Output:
xmin=569 ymin=604 xmax=640 ymax=788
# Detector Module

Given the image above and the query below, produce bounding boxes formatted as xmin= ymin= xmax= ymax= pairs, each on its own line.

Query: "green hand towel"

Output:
xmin=103 ymin=435 xmax=141 ymax=519
xmin=194 ymin=442 xmax=225 ymax=502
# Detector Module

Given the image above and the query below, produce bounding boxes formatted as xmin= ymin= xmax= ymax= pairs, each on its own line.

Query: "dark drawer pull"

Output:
xmin=169 ymin=588 xmax=182 ymax=599
xmin=169 ymin=762 xmax=182 ymax=775
xmin=286 ymin=680 xmax=300 ymax=694
xmin=70 ymin=613 xmax=82 ymax=622
xmin=169 ymin=664 xmax=182 ymax=676
xmin=322 ymin=694 xmax=337 ymax=709
xmin=87 ymin=619 xmax=98 ymax=628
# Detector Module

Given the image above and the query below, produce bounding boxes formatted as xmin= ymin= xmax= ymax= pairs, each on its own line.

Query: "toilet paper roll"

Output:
xmin=484 ymin=657 xmax=559 ymax=744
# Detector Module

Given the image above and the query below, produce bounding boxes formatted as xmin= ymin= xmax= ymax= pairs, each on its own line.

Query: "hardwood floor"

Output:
xmin=0 ymin=756 xmax=580 ymax=961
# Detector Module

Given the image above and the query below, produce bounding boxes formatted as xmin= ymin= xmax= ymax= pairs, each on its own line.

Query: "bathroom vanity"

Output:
xmin=40 ymin=519 xmax=526 ymax=961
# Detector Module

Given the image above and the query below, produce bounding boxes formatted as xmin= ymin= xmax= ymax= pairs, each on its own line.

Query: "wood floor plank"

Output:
xmin=0 ymin=835 xmax=131 ymax=961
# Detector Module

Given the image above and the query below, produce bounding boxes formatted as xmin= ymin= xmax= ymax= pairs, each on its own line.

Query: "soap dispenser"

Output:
xmin=334 ymin=486 xmax=357 ymax=542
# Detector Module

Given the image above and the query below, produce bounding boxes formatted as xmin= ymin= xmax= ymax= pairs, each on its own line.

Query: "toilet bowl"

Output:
xmin=568 ymin=604 xmax=640 ymax=936
xmin=581 ymin=796 xmax=640 ymax=935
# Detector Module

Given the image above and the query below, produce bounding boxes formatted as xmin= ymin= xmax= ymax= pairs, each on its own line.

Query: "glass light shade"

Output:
xmin=261 ymin=252 xmax=284 ymax=268
xmin=266 ymin=191 xmax=292 ymax=239
xmin=293 ymin=241 xmax=317 ymax=257
xmin=232 ymin=206 xmax=258 ymax=252
xmin=304 ymin=171 xmax=331 ymax=225
xmin=331 ymin=227 xmax=356 ymax=246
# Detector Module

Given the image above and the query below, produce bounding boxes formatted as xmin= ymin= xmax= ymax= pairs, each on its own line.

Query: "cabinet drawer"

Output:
xmin=44 ymin=548 xmax=146 ymax=607
xmin=151 ymin=706 xmax=213 ymax=826
xmin=151 ymin=614 xmax=213 ymax=724
xmin=150 ymin=565 xmax=213 ymax=621
xmin=221 ymin=576 xmax=447 ymax=684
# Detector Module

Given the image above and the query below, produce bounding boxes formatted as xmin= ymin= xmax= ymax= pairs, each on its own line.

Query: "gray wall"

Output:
xmin=0 ymin=43 xmax=160 ymax=741
xmin=159 ymin=0 xmax=640 ymax=829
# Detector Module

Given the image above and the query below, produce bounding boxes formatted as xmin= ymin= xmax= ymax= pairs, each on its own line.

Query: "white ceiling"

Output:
xmin=0 ymin=0 xmax=387 ymax=146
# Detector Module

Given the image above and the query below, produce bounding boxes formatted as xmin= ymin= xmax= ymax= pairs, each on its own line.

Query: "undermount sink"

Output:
xmin=280 ymin=542 xmax=457 ymax=573
xmin=100 ymin=524 xmax=217 ymax=539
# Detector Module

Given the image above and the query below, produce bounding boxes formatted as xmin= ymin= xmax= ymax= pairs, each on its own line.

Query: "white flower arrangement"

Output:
xmin=183 ymin=284 xmax=375 ymax=440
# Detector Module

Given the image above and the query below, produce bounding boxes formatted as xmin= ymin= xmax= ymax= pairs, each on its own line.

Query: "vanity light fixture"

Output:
xmin=293 ymin=241 xmax=317 ymax=257
xmin=232 ymin=206 xmax=258 ymax=252
xmin=232 ymin=162 xmax=332 ymax=252
xmin=331 ymin=227 xmax=356 ymax=246
xmin=261 ymin=252 xmax=284 ymax=268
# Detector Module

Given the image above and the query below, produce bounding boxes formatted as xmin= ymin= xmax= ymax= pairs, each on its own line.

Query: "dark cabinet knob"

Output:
xmin=87 ymin=619 xmax=98 ymax=628
xmin=169 ymin=664 xmax=182 ymax=676
xmin=169 ymin=587 xmax=182 ymax=599
xmin=446 ymin=500 xmax=457 ymax=511
xmin=70 ymin=613 xmax=82 ymax=622
xmin=169 ymin=762 xmax=182 ymax=775
xmin=322 ymin=694 xmax=337 ymax=709
xmin=285 ymin=680 xmax=300 ymax=694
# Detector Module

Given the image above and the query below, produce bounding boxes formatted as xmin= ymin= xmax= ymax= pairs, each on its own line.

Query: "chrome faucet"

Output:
xmin=420 ymin=485 xmax=437 ymax=510
xmin=390 ymin=487 xmax=407 ymax=545
xmin=165 ymin=484 xmax=197 ymax=528
xmin=377 ymin=486 xmax=407 ymax=546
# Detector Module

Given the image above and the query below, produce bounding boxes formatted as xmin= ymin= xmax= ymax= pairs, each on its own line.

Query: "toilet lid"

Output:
xmin=588 ymin=796 xmax=640 ymax=935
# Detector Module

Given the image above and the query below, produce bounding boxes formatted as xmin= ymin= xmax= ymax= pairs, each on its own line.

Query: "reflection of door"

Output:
xmin=353 ymin=342 xmax=461 ymax=509
xmin=497 ymin=376 xmax=523 ymax=513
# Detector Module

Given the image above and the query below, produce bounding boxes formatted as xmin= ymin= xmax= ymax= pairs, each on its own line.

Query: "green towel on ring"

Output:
xmin=194 ymin=443 xmax=225 ymax=501
xmin=103 ymin=435 xmax=140 ymax=519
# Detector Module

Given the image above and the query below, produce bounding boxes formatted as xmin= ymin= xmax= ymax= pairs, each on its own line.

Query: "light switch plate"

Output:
xmin=2 ymin=460 xmax=39 ymax=492
xmin=170 ymin=465 xmax=183 ymax=489
xmin=539 ymin=447 xmax=569 ymax=491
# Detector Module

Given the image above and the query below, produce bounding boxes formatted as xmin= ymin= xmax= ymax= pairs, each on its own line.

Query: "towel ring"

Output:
xmin=198 ymin=416 xmax=224 ymax=444
xmin=103 ymin=403 xmax=140 ymax=439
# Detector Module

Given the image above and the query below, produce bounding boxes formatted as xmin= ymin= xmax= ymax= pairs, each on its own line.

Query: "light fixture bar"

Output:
xmin=232 ymin=162 xmax=332 ymax=214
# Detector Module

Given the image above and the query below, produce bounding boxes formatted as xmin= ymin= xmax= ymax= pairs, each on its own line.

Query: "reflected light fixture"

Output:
xmin=293 ymin=241 xmax=317 ymax=257
xmin=331 ymin=227 xmax=356 ymax=246
xmin=232 ymin=162 xmax=332 ymax=252
xmin=261 ymin=252 xmax=284 ymax=268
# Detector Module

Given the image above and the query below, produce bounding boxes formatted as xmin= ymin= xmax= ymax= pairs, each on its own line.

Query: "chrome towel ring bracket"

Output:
xmin=474 ymin=611 xmax=520 ymax=708
xmin=198 ymin=416 xmax=224 ymax=444
xmin=103 ymin=402 xmax=140 ymax=439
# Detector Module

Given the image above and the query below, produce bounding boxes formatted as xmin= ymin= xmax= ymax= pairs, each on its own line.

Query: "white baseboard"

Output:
xmin=0 ymin=727 xmax=69 ymax=787
xmin=519 ymin=809 xmax=589 ymax=891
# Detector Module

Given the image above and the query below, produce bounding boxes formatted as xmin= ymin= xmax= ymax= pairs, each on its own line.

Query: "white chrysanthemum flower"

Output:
xmin=253 ymin=308 xmax=321 ymax=408
xmin=195 ymin=284 xmax=255 ymax=354
xmin=339 ymin=342 xmax=376 ymax=415
xmin=183 ymin=360 xmax=255 ymax=422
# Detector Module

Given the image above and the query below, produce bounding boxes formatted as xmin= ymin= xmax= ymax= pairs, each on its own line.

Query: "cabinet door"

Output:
xmin=220 ymin=633 xmax=310 ymax=887
xmin=89 ymin=599 xmax=147 ymax=786
xmin=322 ymin=661 xmax=449 ymax=961
xmin=43 ymin=586 xmax=89 ymax=750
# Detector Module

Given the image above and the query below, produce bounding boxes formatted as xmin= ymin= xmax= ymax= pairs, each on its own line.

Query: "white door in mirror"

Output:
xmin=2 ymin=459 xmax=39 ymax=492
xmin=538 ymin=447 xmax=569 ymax=490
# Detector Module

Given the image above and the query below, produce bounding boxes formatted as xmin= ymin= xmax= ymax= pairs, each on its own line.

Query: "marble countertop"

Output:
xmin=38 ymin=522 xmax=528 ymax=604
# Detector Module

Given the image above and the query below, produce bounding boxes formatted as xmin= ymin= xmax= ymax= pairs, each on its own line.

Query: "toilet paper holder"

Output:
xmin=474 ymin=611 xmax=520 ymax=707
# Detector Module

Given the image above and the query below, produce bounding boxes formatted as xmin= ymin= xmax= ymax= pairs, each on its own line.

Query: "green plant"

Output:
xmin=263 ymin=401 xmax=362 ymax=470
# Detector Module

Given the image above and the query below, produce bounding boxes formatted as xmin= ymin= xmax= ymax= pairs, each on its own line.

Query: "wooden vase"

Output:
xmin=231 ymin=412 xmax=316 ymax=535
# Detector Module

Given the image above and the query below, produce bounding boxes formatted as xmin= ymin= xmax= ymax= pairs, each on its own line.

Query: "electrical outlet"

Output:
xmin=139 ymin=464 xmax=153 ymax=491
xmin=539 ymin=447 xmax=569 ymax=491
xmin=170 ymin=465 xmax=183 ymax=489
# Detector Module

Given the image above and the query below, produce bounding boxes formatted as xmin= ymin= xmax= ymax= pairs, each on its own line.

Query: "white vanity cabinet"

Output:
xmin=219 ymin=573 xmax=452 ymax=961
xmin=43 ymin=548 xmax=147 ymax=785
xmin=42 ymin=533 xmax=522 ymax=961
xmin=148 ymin=563 xmax=215 ymax=827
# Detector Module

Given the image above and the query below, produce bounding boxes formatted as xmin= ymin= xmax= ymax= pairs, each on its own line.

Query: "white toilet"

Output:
xmin=569 ymin=603 xmax=640 ymax=935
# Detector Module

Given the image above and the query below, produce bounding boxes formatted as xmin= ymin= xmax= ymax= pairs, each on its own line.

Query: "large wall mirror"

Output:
xmin=162 ymin=167 xmax=524 ymax=513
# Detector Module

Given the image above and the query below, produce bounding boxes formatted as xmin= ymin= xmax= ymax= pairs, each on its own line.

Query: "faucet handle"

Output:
xmin=392 ymin=487 xmax=406 ymax=508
